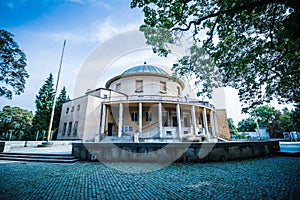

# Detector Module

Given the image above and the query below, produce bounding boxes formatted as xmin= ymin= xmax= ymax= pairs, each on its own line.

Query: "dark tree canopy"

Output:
xmin=131 ymin=0 xmax=300 ymax=110
xmin=0 ymin=30 xmax=29 ymax=99
xmin=31 ymin=74 xmax=55 ymax=137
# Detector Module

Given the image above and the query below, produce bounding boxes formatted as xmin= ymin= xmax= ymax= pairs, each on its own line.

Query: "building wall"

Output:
xmin=215 ymin=109 xmax=230 ymax=139
xmin=108 ymin=75 xmax=183 ymax=97
xmin=58 ymin=95 xmax=89 ymax=140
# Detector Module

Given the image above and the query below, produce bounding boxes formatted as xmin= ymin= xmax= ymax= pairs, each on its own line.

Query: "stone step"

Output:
xmin=0 ymin=153 xmax=79 ymax=163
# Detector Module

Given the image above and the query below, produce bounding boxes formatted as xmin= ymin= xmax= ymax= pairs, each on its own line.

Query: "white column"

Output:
xmin=176 ymin=104 xmax=182 ymax=140
xmin=210 ymin=110 xmax=215 ymax=138
xmin=191 ymin=105 xmax=197 ymax=135
xmin=214 ymin=111 xmax=219 ymax=138
xmin=118 ymin=103 xmax=123 ymax=138
xmin=139 ymin=102 xmax=142 ymax=134
xmin=158 ymin=102 xmax=163 ymax=138
xmin=100 ymin=104 xmax=107 ymax=134
xmin=202 ymin=108 xmax=209 ymax=139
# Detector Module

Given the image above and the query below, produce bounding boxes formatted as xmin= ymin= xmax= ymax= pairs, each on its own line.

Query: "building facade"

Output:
xmin=57 ymin=65 xmax=229 ymax=142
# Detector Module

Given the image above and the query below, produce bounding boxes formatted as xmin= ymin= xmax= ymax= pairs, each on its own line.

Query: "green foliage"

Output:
xmin=52 ymin=87 xmax=70 ymax=140
xmin=291 ymin=107 xmax=300 ymax=131
xmin=0 ymin=105 xmax=33 ymax=140
xmin=268 ymin=111 xmax=283 ymax=138
xmin=238 ymin=118 xmax=256 ymax=132
xmin=228 ymin=118 xmax=238 ymax=134
xmin=31 ymin=74 xmax=55 ymax=139
xmin=279 ymin=111 xmax=293 ymax=132
xmin=131 ymin=0 xmax=300 ymax=110
xmin=250 ymin=105 xmax=276 ymax=126
xmin=0 ymin=30 xmax=29 ymax=99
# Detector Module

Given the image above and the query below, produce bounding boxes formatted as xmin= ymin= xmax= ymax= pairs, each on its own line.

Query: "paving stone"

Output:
xmin=0 ymin=157 xmax=299 ymax=199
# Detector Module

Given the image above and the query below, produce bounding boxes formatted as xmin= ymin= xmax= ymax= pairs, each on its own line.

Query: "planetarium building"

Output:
xmin=57 ymin=64 xmax=229 ymax=142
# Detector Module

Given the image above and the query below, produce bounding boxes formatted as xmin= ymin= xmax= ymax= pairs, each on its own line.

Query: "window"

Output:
xmin=184 ymin=114 xmax=190 ymax=127
xmin=198 ymin=117 xmax=202 ymax=125
xmin=166 ymin=131 xmax=172 ymax=136
xmin=103 ymin=94 xmax=108 ymax=99
xmin=66 ymin=108 xmax=69 ymax=114
xmin=131 ymin=112 xmax=138 ymax=122
xmin=62 ymin=123 xmax=67 ymax=135
xmin=177 ymin=86 xmax=181 ymax=96
xmin=162 ymin=111 xmax=169 ymax=126
xmin=71 ymin=106 xmax=74 ymax=112
xmin=67 ymin=122 xmax=72 ymax=135
xmin=135 ymin=80 xmax=143 ymax=92
xmin=160 ymin=81 xmax=166 ymax=93
xmin=146 ymin=112 xmax=152 ymax=122
xmin=77 ymin=105 xmax=80 ymax=111
xmin=73 ymin=121 xmax=78 ymax=135
xmin=116 ymin=83 xmax=121 ymax=92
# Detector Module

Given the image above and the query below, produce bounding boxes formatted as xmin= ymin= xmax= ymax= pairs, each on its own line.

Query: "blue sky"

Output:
xmin=1 ymin=0 xmax=291 ymax=125
xmin=0 ymin=0 xmax=145 ymax=109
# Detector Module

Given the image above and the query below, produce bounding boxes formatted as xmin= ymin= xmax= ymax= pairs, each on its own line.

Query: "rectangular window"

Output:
xmin=67 ymin=122 xmax=72 ymax=135
xmin=71 ymin=106 xmax=74 ymax=112
xmin=135 ymin=80 xmax=143 ymax=92
xmin=177 ymin=86 xmax=181 ymax=96
xmin=183 ymin=114 xmax=190 ymax=127
xmin=116 ymin=83 xmax=121 ymax=92
xmin=103 ymin=94 xmax=108 ymax=99
xmin=77 ymin=105 xmax=80 ymax=111
xmin=66 ymin=108 xmax=69 ymax=114
xmin=131 ymin=112 xmax=138 ymax=122
xmin=62 ymin=123 xmax=67 ymax=135
xmin=162 ymin=111 xmax=169 ymax=126
xmin=146 ymin=112 xmax=152 ymax=122
xmin=73 ymin=121 xmax=78 ymax=135
xmin=160 ymin=81 xmax=166 ymax=92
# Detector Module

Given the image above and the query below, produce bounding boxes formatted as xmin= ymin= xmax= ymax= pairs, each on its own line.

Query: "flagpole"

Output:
xmin=46 ymin=40 xmax=66 ymax=143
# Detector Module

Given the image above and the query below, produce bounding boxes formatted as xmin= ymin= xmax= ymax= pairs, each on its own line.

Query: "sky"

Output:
xmin=0 ymin=0 xmax=292 ymax=125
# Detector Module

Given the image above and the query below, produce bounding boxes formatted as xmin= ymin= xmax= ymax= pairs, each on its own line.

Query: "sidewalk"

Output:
xmin=8 ymin=144 xmax=72 ymax=155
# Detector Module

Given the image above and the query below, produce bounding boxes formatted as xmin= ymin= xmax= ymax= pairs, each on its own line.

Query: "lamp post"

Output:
xmin=40 ymin=40 xmax=66 ymax=146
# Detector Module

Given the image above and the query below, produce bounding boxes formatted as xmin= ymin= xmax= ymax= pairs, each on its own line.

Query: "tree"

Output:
xmin=31 ymin=74 xmax=55 ymax=140
xmin=250 ymin=105 xmax=275 ymax=126
xmin=52 ymin=86 xmax=70 ymax=140
xmin=0 ymin=30 xmax=29 ymax=99
xmin=228 ymin=118 xmax=238 ymax=134
xmin=131 ymin=0 xmax=300 ymax=110
xmin=269 ymin=110 xmax=283 ymax=138
xmin=0 ymin=106 xmax=33 ymax=140
xmin=279 ymin=111 xmax=293 ymax=132
xmin=291 ymin=107 xmax=300 ymax=131
xmin=238 ymin=118 xmax=256 ymax=132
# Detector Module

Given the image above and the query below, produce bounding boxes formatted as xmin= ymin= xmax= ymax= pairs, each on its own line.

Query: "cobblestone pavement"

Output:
xmin=0 ymin=156 xmax=299 ymax=200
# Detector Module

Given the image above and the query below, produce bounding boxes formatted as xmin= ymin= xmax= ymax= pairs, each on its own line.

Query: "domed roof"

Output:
xmin=122 ymin=64 xmax=169 ymax=75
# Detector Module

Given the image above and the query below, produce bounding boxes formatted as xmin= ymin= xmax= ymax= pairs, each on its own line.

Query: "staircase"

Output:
xmin=0 ymin=152 xmax=79 ymax=163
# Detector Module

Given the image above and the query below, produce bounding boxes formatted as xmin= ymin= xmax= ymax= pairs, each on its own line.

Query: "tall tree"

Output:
xmin=52 ymin=86 xmax=69 ymax=140
xmin=0 ymin=30 xmax=29 ymax=99
xmin=280 ymin=111 xmax=293 ymax=132
xmin=291 ymin=106 xmax=300 ymax=131
xmin=131 ymin=0 xmax=300 ymax=110
xmin=250 ymin=105 xmax=275 ymax=127
xmin=31 ymin=74 xmax=55 ymax=140
xmin=0 ymin=106 xmax=33 ymax=140
xmin=238 ymin=118 xmax=256 ymax=132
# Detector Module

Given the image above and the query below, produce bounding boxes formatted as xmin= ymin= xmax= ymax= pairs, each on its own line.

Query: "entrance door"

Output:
xmin=108 ymin=123 xmax=113 ymax=136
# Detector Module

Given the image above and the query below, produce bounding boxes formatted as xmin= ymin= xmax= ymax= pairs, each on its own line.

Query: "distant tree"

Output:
xmin=31 ymin=74 xmax=54 ymax=140
xmin=52 ymin=86 xmax=70 ymax=140
xmin=250 ymin=105 xmax=275 ymax=127
xmin=131 ymin=0 xmax=300 ymax=110
xmin=280 ymin=111 xmax=293 ymax=132
xmin=0 ymin=105 xmax=33 ymax=140
xmin=0 ymin=30 xmax=29 ymax=99
xmin=228 ymin=118 xmax=238 ymax=134
xmin=238 ymin=118 xmax=256 ymax=132
xmin=291 ymin=106 xmax=300 ymax=131
xmin=269 ymin=111 xmax=283 ymax=138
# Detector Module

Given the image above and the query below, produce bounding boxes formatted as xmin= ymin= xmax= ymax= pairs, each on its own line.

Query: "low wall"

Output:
xmin=72 ymin=141 xmax=280 ymax=163
xmin=0 ymin=141 xmax=77 ymax=152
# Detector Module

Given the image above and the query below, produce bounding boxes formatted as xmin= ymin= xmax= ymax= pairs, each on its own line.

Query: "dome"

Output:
xmin=122 ymin=64 xmax=169 ymax=75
